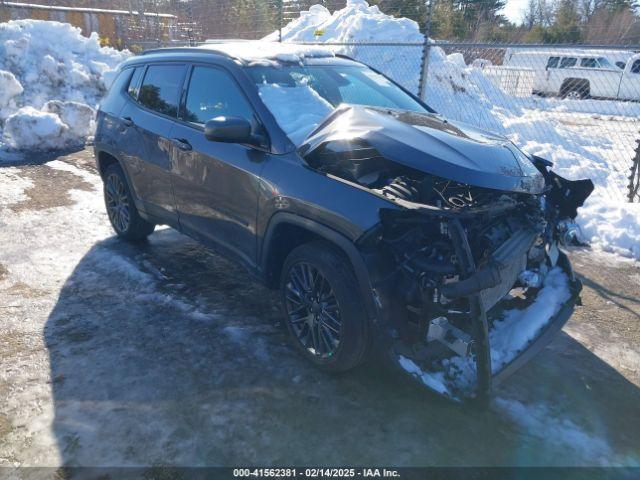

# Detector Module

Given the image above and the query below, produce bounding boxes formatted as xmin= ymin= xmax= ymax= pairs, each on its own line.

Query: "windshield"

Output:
xmin=247 ymin=63 xmax=431 ymax=145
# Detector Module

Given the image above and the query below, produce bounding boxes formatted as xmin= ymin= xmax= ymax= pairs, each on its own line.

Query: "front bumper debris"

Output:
xmin=387 ymin=220 xmax=582 ymax=404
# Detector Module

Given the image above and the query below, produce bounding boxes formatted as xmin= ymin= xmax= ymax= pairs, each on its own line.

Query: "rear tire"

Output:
xmin=103 ymin=163 xmax=155 ymax=241
xmin=280 ymin=241 xmax=370 ymax=373
xmin=560 ymin=79 xmax=589 ymax=99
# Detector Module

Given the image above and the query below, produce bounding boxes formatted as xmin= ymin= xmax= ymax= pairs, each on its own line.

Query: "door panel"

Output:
xmin=123 ymin=64 xmax=186 ymax=223
xmin=120 ymin=102 xmax=177 ymax=218
xmin=171 ymin=126 xmax=266 ymax=266
xmin=171 ymin=65 xmax=268 ymax=268
xmin=618 ymin=60 xmax=640 ymax=100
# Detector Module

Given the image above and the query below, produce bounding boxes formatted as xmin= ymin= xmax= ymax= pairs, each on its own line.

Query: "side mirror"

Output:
xmin=204 ymin=116 xmax=252 ymax=144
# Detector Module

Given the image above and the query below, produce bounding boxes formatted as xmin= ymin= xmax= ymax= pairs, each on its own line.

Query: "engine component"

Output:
xmin=377 ymin=177 xmax=419 ymax=201
xmin=427 ymin=317 xmax=473 ymax=357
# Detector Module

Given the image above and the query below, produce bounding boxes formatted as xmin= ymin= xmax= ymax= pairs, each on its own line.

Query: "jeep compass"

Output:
xmin=94 ymin=42 xmax=593 ymax=402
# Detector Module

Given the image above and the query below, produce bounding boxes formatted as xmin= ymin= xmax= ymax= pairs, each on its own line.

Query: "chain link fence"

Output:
xmin=2 ymin=0 xmax=639 ymax=201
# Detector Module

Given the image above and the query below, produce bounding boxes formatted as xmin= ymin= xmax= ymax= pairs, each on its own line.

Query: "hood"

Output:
xmin=300 ymin=105 xmax=545 ymax=194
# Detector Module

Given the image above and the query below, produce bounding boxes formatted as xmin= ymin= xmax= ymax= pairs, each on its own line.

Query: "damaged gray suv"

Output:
xmin=94 ymin=43 xmax=593 ymax=402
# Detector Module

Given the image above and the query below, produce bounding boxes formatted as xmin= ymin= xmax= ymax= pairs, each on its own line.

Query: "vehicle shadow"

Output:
xmin=44 ymin=228 xmax=640 ymax=468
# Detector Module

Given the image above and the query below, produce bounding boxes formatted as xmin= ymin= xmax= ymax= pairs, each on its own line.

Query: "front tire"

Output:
xmin=103 ymin=163 xmax=155 ymax=241
xmin=280 ymin=241 xmax=370 ymax=373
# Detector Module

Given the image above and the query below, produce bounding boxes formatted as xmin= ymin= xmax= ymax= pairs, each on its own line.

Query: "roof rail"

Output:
xmin=203 ymin=39 xmax=255 ymax=44
xmin=140 ymin=46 xmax=231 ymax=57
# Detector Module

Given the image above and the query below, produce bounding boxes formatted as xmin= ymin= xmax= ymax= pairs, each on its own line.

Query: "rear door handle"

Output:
xmin=172 ymin=138 xmax=192 ymax=151
xmin=121 ymin=116 xmax=133 ymax=127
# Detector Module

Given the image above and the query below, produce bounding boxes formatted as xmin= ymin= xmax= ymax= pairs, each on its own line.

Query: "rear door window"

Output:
xmin=580 ymin=58 xmax=598 ymax=68
xmin=547 ymin=57 xmax=560 ymax=69
xmin=560 ymin=57 xmax=577 ymax=68
xmin=631 ymin=60 xmax=640 ymax=74
xmin=183 ymin=66 xmax=253 ymax=124
xmin=138 ymin=64 xmax=186 ymax=117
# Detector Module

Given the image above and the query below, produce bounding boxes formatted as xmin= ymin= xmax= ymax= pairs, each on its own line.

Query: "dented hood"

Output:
xmin=300 ymin=105 xmax=546 ymax=194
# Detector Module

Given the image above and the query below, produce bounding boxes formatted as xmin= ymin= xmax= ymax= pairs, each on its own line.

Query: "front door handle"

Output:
xmin=121 ymin=116 xmax=134 ymax=127
xmin=172 ymin=138 xmax=192 ymax=151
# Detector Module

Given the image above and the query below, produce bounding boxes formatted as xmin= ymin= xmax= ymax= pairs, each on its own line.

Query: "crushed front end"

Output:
xmin=357 ymin=167 xmax=593 ymax=402
xmin=300 ymin=104 xmax=594 ymax=402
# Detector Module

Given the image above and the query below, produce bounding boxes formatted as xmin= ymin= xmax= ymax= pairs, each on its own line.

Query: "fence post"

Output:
xmin=278 ymin=0 xmax=283 ymax=42
xmin=628 ymin=136 xmax=640 ymax=203
xmin=418 ymin=0 xmax=434 ymax=100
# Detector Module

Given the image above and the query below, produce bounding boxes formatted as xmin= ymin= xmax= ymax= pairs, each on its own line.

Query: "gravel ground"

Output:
xmin=0 ymin=148 xmax=638 ymax=471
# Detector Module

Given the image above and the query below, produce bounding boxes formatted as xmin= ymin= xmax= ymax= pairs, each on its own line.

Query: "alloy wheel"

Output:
xmin=105 ymin=173 xmax=131 ymax=233
xmin=565 ymin=90 xmax=582 ymax=100
xmin=284 ymin=262 xmax=342 ymax=358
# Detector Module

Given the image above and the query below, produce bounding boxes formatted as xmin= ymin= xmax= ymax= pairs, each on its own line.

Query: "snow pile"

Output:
xmin=271 ymin=1 xmax=640 ymax=260
xmin=266 ymin=0 xmax=423 ymax=91
xmin=0 ymin=20 xmax=129 ymax=151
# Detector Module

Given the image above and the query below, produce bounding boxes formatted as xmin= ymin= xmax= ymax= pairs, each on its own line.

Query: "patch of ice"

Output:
xmin=398 ymin=355 xmax=451 ymax=396
xmin=0 ymin=167 xmax=33 ymax=205
xmin=494 ymin=397 xmax=614 ymax=465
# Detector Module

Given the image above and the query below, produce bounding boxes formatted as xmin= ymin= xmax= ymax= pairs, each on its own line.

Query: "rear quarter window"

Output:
xmin=127 ymin=67 xmax=145 ymax=99
xmin=99 ymin=68 xmax=134 ymax=115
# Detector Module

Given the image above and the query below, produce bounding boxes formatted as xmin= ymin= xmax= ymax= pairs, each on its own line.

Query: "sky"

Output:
xmin=501 ymin=0 xmax=529 ymax=24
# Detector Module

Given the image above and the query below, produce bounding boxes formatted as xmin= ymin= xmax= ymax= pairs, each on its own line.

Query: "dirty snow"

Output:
xmin=272 ymin=0 xmax=640 ymax=260
xmin=0 ymin=19 xmax=128 ymax=151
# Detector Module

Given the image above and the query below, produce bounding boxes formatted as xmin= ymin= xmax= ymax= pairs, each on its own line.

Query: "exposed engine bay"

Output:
xmin=300 ymin=105 xmax=594 ymax=401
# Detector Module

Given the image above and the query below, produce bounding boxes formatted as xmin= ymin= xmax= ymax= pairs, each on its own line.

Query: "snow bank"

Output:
xmin=271 ymin=1 xmax=640 ymax=260
xmin=0 ymin=20 xmax=128 ymax=151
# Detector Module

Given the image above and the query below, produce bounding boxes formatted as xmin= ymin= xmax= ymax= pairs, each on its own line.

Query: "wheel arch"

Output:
xmin=260 ymin=212 xmax=378 ymax=320
xmin=560 ymin=77 xmax=590 ymax=97
xmin=95 ymin=148 xmax=149 ymax=219
xmin=96 ymin=150 xmax=121 ymax=179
